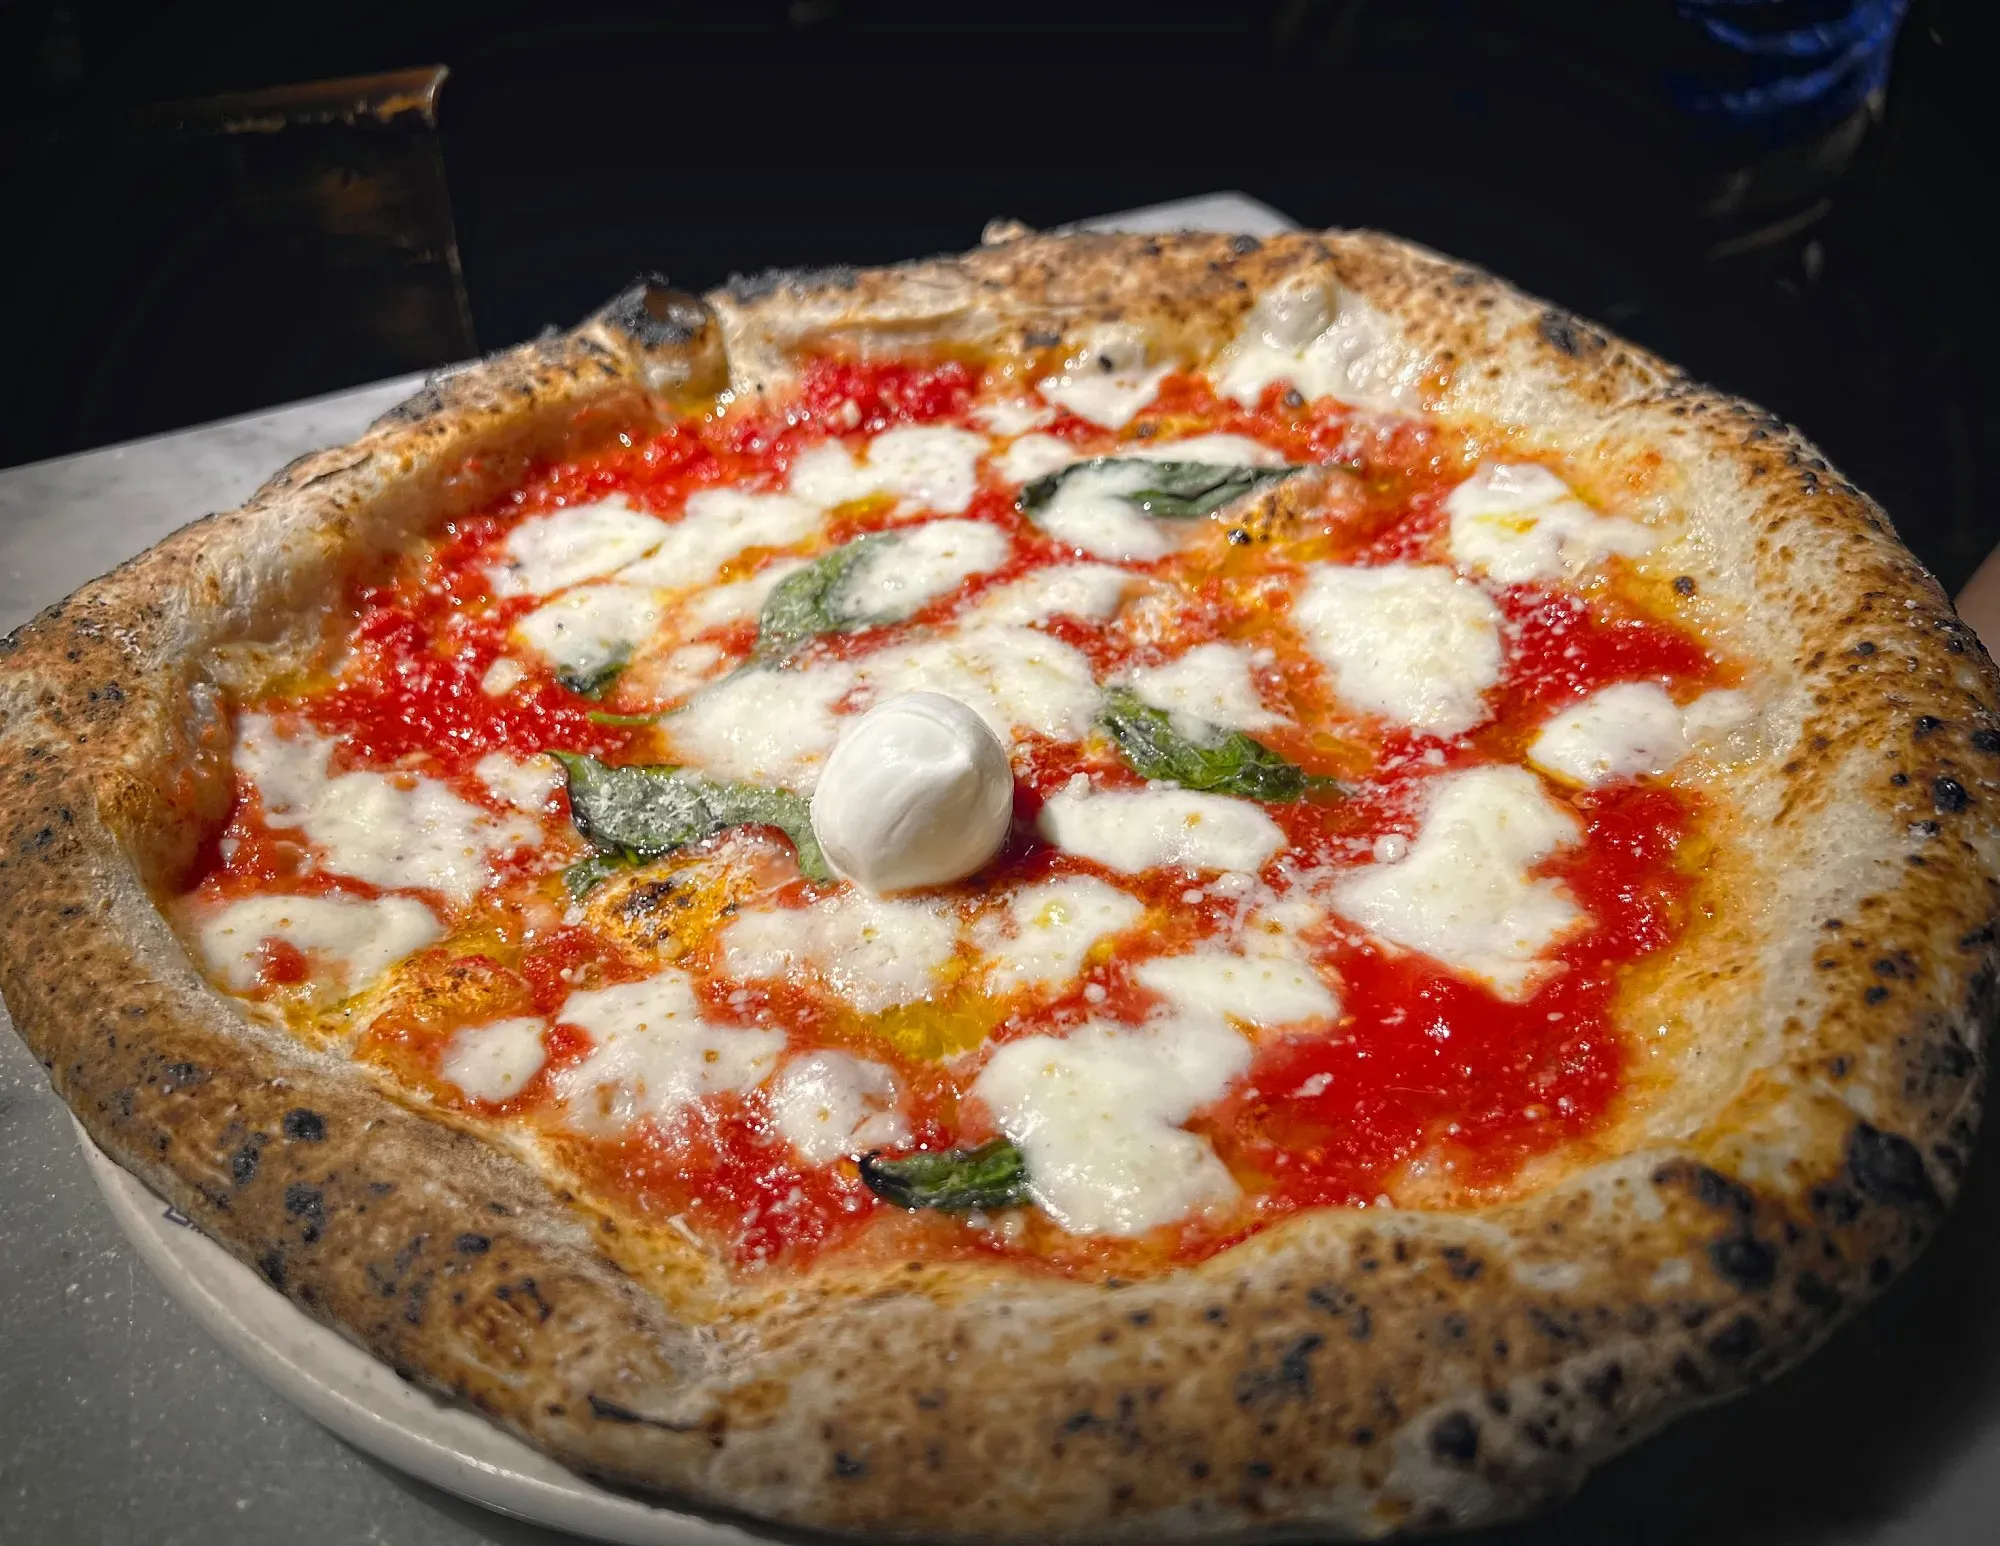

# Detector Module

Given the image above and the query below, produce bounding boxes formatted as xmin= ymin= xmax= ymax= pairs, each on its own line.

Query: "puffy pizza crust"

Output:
xmin=2 ymin=231 xmax=1995 ymax=1539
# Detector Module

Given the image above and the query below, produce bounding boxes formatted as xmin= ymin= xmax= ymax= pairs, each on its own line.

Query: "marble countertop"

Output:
xmin=3 ymin=190 xmax=1998 ymax=1546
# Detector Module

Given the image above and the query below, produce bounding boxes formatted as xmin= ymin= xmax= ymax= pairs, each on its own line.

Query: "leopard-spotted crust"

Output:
xmin=2 ymin=230 xmax=1994 ymax=1540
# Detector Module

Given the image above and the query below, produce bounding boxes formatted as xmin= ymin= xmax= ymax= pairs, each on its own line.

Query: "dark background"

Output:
xmin=1 ymin=0 xmax=1993 ymax=586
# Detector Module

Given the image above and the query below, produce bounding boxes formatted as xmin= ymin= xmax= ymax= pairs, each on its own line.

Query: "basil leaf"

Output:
xmin=1099 ymin=688 xmax=1339 ymax=803
xmin=755 ymin=533 xmax=892 ymax=658
xmin=556 ymin=655 xmax=629 ymax=699
xmin=1019 ymin=459 xmax=1301 ymax=521
xmin=562 ymin=851 xmax=635 ymax=901
xmin=551 ymin=751 xmax=832 ymax=882
xmin=859 ymin=1139 xmax=1030 ymax=1212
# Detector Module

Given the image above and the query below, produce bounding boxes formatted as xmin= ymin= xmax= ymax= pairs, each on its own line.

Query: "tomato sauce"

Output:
xmin=180 ymin=355 xmax=1732 ymax=1276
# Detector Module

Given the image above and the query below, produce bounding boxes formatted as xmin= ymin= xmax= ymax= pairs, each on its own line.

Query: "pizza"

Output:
xmin=2 ymin=228 xmax=1994 ymax=1540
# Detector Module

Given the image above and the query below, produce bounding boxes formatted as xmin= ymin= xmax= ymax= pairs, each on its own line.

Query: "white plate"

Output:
xmin=78 ymin=1124 xmax=776 ymax=1546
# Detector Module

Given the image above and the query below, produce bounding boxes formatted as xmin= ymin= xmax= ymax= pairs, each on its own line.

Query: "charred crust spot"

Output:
xmin=1672 ymin=1353 xmax=1709 ymax=1390
xmin=1847 ymin=1122 xmax=1942 ymax=1212
xmin=1709 ymin=1234 xmax=1777 ymax=1291
xmin=284 ymin=1183 xmax=326 ymax=1243
xmin=1127 ymin=1309 xmax=1153 ymax=1327
xmin=1811 ymin=1182 xmax=1862 ymax=1224
xmin=257 ymin=1251 xmax=286 ymax=1290
xmin=1914 ymin=715 xmax=1945 ymax=739
xmin=722 ymin=264 xmax=860 ymax=303
xmin=229 ymin=1143 xmax=261 ymax=1187
xmin=1429 ymin=1411 xmax=1480 ymax=1467
xmin=601 ymin=275 xmax=710 ymax=348
xmin=1705 ymin=1315 xmax=1763 ymax=1362
xmin=1654 ymin=1160 xmax=1755 ymax=1218
xmin=1440 ymin=1245 xmax=1483 ymax=1280
xmin=1245 ymin=1460 xmax=1274 ymax=1480
xmin=1673 ymin=575 xmax=1697 ymax=596
xmin=586 ymin=1394 xmax=702 ymax=1432
xmin=1853 ymin=641 xmax=1877 ymax=656
xmin=164 ymin=1061 xmax=205 ymax=1087
xmin=1890 ymin=772 xmax=1910 ymax=786
xmin=280 ymin=1109 xmax=325 ymax=1143
xmin=832 ymin=1451 xmax=867 ymax=1479
xmin=1970 ymin=728 xmax=2000 ymax=754
xmin=1538 ymin=310 xmax=1599 ymax=357
xmin=1865 ymin=986 xmax=1891 ymax=1004
xmin=454 ymin=1233 xmax=491 ymax=1255
xmin=1234 ymin=1333 xmax=1324 ymax=1407
xmin=1933 ymin=776 xmax=1970 ymax=813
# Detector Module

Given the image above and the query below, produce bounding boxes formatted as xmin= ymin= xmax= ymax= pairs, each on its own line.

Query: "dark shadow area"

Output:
xmin=1 ymin=0 xmax=1992 ymax=589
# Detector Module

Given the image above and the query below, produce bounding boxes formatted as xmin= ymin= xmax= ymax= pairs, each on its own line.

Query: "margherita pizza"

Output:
xmin=3 ymin=229 xmax=1994 ymax=1540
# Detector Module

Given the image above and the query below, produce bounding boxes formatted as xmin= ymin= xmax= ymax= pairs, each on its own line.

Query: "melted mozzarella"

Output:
xmin=1529 ymin=683 xmax=1757 ymax=787
xmin=1330 ymin=766 xmax=1583 ymax=998
xmin=973 ymin=397 xmax=1052 ymax=436
xmin=1135 ymin=949 xmax=1337 ymax=1030
xmin=1444 ymin=463 xmax=1653 ymax=583
xmin=664 ymin=663 xmax=858 ymax=793
xmin=487 ymin=497 xmax=671 ymax=598
xmin=1036 ymin=326 xmax=1169 ymax=430
xmin=1528 ymin=682 xmax=1682 ymax=787
xmin=975 ymin=875 xmax=1144 ymax=993
xmin=719 ymin=893 xmax=957 ymax=1015
xmin=624 ymin=641 xmax=732 ymax=707
xmin=681 ymin=558 xmax=806 ymax=630
xmin=972 ymin=563 xmax=1132 ymax=626
xmin=1037 ymin=785 xmax=1284 ymax=875
xmin=617 ymin=489 xmax=823 ymax=589
xmin=972 ymin=1018 xmax=1249 ymax=1236
xmin=479 ymin=657 xmax=526 ymax=697
xmin=1025 ymin=460 xmax=1181 ymax=562
xmin=550 ymin=971 xmax=785 ymax=1135
xmin=440 ymin=1016 xmax=547 ymax=1103
xmin=858 ymin=625 xmax=1100 ymax=746
xmin=474 ymin=751 xmax=563 ymax=812
xmin=995 ymin=433 xmax=1080 ymax=485
xmin=1212 ymin=275 xmax=1425 ymax=413
xmin=1294 ymin=562 xmax=1503 ymax=736
xmin=839 ymin=519 xmax=1011 ymax=621
xmin=196 ymin=893 xmax=440 ymax=993
xmin=767 ymin=1050 xmax=909 ymax=1166
xmin=513 ymin=583 xmax=662 ymax=680
xmin=1123 ymin=433 xmax=1284 ymax=467
xmin=788 ymin=426 xmax=987 ymax=514
xmin=1125 ymin=641 xmax=1281 ymax=737
xmin=236 ymin=717 xmax=537 ymax=904
xmin=1680 ymin=688 xmax=1758 ymax=755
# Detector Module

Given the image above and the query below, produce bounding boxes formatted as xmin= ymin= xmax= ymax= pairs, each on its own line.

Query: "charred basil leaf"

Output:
xmin=1098 ymin=688 xmax=1340 ymax=803
xmin=551 ymin=751 xmax=831 ymax=883
xmin=556 ymin=652 xmax=630 ymax=699
xmin=859 ymin=1139 xmax=1030 ymax=1212
xmin=754 ymin=533 xmax=893 ymax=659
xmin=1018 ymin=458 xmax=1301 ymax=521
